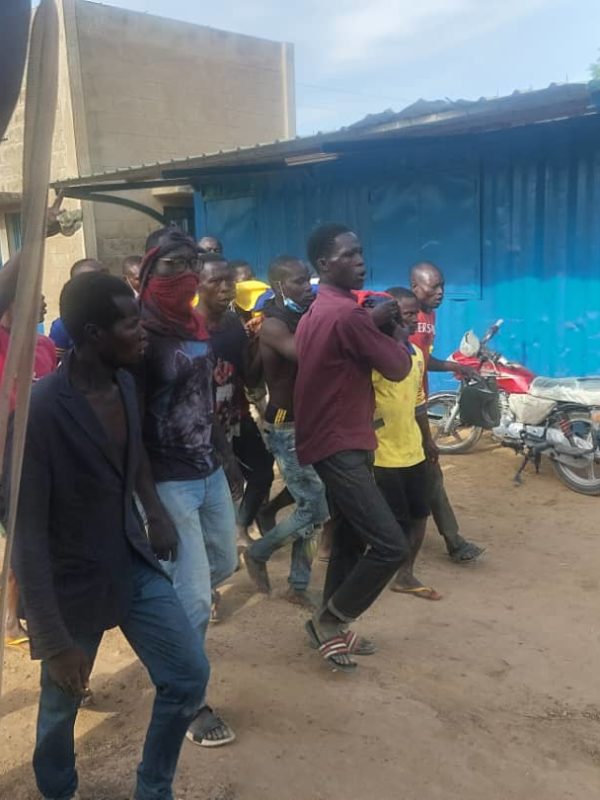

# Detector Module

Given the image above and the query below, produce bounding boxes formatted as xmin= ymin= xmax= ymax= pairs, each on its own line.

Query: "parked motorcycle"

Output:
xmin=426 ymin=320 xmax=600 ymax=495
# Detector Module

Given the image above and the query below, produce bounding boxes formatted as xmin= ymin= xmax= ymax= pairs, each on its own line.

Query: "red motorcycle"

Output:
xmin=427 ymin=320 xmax=600 ymax=495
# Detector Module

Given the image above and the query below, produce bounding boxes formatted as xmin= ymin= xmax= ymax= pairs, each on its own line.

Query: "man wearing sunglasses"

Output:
xmin=136 ymin=227 xmax=238 ymax=748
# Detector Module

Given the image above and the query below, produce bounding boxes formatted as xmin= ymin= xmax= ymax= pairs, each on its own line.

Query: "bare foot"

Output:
xmin=236 ymin=524 xmax=253 ymax=550
xmin=210 ymin=590 xmax=221 ymax=623
xmin=243 ymin=551 xmax=271 ymax=593
xmin=284 ymin=588 xmax=316 ymax=610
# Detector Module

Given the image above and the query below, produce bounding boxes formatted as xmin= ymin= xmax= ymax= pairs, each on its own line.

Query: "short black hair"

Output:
xmin=60 ymin=273 xmax=134 ymax=345
xmin=386 ymin=286 xmax=416 ymax=301
xmin=70 ymin=258 xmax=104 ymax=278
xmin=197 ymin=235 xmax=223 ymax=253
xmin=122 ymin=254 xmax=142 ymax=274
xmin=268 ymin=255 xmax=304 ymax=286
xmin=306 ymin=223 xmax=351 ymax=270
xmin=197 ymin=252 xmax=229 ymax=274
xmin=229 ymin=259 xmax=251 ymax=270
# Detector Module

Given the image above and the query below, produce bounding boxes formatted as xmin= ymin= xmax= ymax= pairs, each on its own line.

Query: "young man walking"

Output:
xmin=194 ymin=252 xmax=274 ymax=549
xmin=371 ymin=287 xmax=442 ymax=600
xmin=410 ymin=261 xmax=484 ymax=563
xmin=137 ymin=228 xmax=237 ymax=747
xmin=12 ymin=272 xmax=208 ymax=800
xmin=294 ymin=223 xmax=412 ymax=672
xmin=244 ymin=256 xmax=328 ymax=607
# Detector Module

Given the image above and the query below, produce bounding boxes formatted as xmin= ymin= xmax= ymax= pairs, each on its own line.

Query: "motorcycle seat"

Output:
xmin=528 ymin=376 xmax=600 ymax=405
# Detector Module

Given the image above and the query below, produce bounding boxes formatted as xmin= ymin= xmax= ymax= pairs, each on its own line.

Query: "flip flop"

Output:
xmin=343 ymin=630 xmax=377 ymax=656
xmin=449 ymin=542 xmax=484 ymax=563
xmin=304 ymin=619 xmax=357 ymax=673
xmin=4 ymin=635 xmax=29 ymax=649
xmin=306 ymin=627 xmax=377 ymax=655
xmin=391 ymin=585 xmax=443 ymax=601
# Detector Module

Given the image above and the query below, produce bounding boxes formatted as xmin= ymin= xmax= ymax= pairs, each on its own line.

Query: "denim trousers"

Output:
xmin=314 ymin=450 xmax=409 ymax=621
xmin=157 ymin=467 xmax=237 ymax=641
xmin=36 ymin=556 xmax=209 ymax=800
xmin=249 ymin=423 xmax=328 ymax=591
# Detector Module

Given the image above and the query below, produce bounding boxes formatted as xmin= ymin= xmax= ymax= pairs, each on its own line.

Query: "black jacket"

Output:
xmin=11 ymin=360 xmax=162 ymax=660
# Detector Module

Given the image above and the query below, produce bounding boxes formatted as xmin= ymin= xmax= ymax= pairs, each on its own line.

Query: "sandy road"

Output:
xmin=2 ymin=441 xmax=599 ymax=799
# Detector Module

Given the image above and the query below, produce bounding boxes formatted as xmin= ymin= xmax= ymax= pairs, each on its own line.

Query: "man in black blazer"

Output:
xmin=11 ymin=273 xmax=209 ymax=800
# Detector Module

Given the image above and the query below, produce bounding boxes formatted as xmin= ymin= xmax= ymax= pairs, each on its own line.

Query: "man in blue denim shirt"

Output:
xmin=244 ymin=256 xmax=328 ymax=608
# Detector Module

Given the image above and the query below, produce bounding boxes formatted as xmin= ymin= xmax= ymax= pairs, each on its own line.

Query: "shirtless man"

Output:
xmin=244 ymin=256 xmax=328 ymax=606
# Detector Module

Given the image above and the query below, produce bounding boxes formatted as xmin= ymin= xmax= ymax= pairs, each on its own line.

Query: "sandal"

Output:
xmin=307 ymin=627 xmax=376 ymax=656
xmin=390 ymin=585 xmax=443 ymax=601
xmin=4 ymin=635 xmax=29 ymax=650
xmin=449 ymin=541 xmax=484 ymax=563
xmin=304 ymin=619 xmax=357 ymax=673
xmin=186 ymin=705 xmax=236 ymax=748
xmin=343 ymin=629 xmax=377 ymax=656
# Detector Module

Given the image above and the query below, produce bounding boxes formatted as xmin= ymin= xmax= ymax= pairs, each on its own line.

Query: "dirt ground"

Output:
xmin=1 ymin=439 xmax=600 ymax=800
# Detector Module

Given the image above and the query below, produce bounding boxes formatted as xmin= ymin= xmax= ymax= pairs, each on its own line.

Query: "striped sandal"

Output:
xmin=307 ymin=625 xmax=377 ymax=656
xmin=343 ymin=629 xmax=377 ymax=656
xmin=304 ymin=619 xmax=357 ymax=673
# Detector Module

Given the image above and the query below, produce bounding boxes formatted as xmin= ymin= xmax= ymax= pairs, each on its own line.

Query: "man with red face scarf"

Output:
xmin=137 ymin=226 xmax=237 ymax=748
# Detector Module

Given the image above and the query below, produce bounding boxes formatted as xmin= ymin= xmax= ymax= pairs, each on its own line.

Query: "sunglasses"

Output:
xmin=157 ymin=256 xmax=200 ymax=274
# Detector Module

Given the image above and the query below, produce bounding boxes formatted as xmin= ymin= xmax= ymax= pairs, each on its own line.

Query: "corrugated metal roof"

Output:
xmin=54 ymin=82 xmax=600 ymax=191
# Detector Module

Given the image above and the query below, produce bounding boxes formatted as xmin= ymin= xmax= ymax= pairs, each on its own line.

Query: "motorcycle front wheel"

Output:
xmin=426 ymin=392 xmax=483 ymax=454
xmin=550 ymin=411 xmax=600 ymax=496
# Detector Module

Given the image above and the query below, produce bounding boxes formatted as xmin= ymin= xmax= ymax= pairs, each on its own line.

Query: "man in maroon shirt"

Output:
xmin=295 ymin=223 xmax=412 ymax=673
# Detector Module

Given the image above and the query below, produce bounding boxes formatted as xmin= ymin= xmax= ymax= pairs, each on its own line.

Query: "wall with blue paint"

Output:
xmin=193 ymin=115 xmax=600 ymax=391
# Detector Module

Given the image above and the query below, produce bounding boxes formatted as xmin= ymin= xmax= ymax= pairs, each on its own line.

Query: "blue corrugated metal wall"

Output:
xmin=194 ymin=115 xmax=600 ymax=390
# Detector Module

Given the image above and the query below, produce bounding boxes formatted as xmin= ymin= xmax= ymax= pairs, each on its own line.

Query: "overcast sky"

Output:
xmin=95 ymin=0 xmax=600 ymax=134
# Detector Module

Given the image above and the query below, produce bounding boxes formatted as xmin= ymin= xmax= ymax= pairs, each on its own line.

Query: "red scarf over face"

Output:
xmin=143 ymin=272 xmax=208 ymax=340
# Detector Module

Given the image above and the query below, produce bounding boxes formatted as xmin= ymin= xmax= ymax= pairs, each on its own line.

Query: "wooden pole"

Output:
xmin=0 ymin=0 xmax=59 ymax=697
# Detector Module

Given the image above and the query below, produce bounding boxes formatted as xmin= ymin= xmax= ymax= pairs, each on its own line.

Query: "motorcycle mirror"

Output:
xmin=459 ymin=330 xmax=480 ymax=357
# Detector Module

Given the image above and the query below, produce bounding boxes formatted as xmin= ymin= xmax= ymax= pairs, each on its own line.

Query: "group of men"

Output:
xmin=5 ymin=217 xmax=482 ymax=800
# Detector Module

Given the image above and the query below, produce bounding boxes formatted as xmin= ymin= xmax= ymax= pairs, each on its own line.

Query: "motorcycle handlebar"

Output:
xmin=480 ymin=318 xmax=504 ymax=346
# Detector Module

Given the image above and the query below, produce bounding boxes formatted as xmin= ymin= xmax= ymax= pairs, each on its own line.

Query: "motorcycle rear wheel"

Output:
xmin=427 ymin=392 xmax=483 ymax=454
xmin=551 ymin=411 xmax=600 ymax=496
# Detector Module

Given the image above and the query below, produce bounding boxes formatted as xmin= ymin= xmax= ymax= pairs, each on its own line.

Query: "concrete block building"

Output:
xmin=0 ymin=0 xmax=295 ymax=319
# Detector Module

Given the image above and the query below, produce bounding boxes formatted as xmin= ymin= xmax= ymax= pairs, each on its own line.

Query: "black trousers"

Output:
xmin=429 ymin=462 xmax=463 ymax=551
xmin=233 ymin=415 xmax=275 ymax=528
xmin=314 ymin=450 xmax=409 ymax=622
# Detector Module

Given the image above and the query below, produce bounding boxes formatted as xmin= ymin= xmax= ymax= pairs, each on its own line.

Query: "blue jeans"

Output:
xmin=36 ymin=557 xmax=209 ymax=800
xmin=157 ymin=467 xmax=237 ymax=640
xmin=249 ymin=424 xmax=328 ymax=591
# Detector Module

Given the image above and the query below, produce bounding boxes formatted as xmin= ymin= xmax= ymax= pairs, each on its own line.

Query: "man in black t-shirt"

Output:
xmin=195 ymin=254 xmax=275 ymax=547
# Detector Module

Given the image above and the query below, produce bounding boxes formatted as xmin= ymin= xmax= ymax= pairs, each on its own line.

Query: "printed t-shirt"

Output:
xmin=409 ymin=309 xmax=436 ymax=395
xmin=208 ymin=311 xmax=249 ymax=441
xmin=139 ymin=330 xmax=218 ymax=483
xmin=373 ymin=344 xmax=426 ymax=469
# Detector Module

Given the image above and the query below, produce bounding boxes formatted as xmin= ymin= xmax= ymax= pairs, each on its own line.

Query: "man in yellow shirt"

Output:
xmin=373 ymin=287 xmax=442 ymax=600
